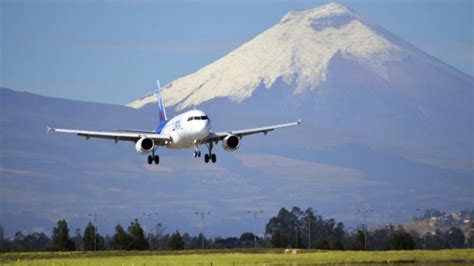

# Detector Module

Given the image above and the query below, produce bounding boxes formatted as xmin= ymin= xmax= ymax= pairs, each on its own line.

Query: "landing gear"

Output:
xmin=147 ymin=150 xmax=159 ymax=165
xmin=204 ymin=142 xmax=217 ymax=163
xmin=193 ymin=143 xmax=202 ymax=158
xmin=147 ymin=155 xmax=159 ymax=164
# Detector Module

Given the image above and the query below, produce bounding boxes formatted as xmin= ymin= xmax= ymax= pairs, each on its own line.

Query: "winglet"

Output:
xmin=297 ymin=119 xmax=302 ymax=125
xmin=47 ymin=126 xmax=54 ymax=133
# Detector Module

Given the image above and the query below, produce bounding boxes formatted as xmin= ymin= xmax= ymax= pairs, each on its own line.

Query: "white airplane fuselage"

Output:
xmin=160 ymin=110 xmax=211 ymax=149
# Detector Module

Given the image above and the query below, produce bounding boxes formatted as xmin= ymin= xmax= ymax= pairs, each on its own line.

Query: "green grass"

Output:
xmin=0 ymin=249 xmax=472 ymax=265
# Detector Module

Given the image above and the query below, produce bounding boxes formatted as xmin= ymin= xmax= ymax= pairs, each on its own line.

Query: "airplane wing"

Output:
xmin=203 ymin=119 xmax=301 ymax=143
xmin=47 ymin=127 xmax=171 ymax=144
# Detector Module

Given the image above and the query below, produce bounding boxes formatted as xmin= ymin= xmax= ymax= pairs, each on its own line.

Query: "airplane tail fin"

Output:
xmin=155 ymin=80 xmax=168 ymax=133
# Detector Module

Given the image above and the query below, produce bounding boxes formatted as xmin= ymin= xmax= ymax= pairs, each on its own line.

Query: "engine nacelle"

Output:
xmin=222 ymin=134 xmax=240 ymax=152
xmin=135 ymin=137 xmax=155 ymax=153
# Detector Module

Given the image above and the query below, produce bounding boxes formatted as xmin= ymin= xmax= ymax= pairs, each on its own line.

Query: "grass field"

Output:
xmin=1 ymin=249 xmax=473 ymax=265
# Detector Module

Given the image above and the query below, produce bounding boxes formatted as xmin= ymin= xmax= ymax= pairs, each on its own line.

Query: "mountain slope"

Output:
xmin=128 ymin=3 xmax=471 ymax=110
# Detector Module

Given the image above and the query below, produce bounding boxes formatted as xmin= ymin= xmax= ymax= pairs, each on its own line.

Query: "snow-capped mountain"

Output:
xmin=128 ymin=3 xmax=468 ymax=110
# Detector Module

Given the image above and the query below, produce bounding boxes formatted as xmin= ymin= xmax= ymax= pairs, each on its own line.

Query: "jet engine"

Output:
xmin=222 ymin=134 xmax=240 ymax=152
xmin=135 ymin=137 xmax=155 ymax=153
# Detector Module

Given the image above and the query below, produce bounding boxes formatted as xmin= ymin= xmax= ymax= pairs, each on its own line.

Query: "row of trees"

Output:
xmin=1 ymin=207 xmax=472 ymax=252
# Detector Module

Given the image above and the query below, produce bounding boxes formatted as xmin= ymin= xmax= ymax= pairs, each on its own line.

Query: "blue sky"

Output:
xmin=1 ymin=0 xmax=472 ymax=105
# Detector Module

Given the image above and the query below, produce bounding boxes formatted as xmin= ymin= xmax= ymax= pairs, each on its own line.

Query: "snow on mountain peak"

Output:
xmin=128 ymin=3 xmax=405 ymax=110
xmin=280 ymin=2 xmax=358 ymax=24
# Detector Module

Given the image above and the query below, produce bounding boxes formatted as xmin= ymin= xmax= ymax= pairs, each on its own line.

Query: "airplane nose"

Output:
xmin=203 ymin=120 xmax=211 ymax=132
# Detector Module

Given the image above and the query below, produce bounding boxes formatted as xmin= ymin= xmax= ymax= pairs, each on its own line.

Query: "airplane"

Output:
xmin=48 ymin=81 xmax=301 ymax=165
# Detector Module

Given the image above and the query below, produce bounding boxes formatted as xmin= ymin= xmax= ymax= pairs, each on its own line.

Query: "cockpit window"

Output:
xmin=188 ymin=116 xmax=208 ymax=121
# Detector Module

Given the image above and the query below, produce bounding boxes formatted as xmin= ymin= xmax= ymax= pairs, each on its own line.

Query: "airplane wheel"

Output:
xmin=198 ymin=151 xmax=201 ymax=157
xmin=204 ymin=154 xmax=210 ymax=163
xmin=147 ymin=155 xmax=153 ymax=165
xmin=193 ymin=151 xmax=198 ymax=158
xmin=154 ymin=155 xmax=160 ymax=165
xmin=211 ymin=154 xmax=217 ymax=163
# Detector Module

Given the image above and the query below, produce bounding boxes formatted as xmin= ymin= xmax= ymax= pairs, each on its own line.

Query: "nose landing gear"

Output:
xmin=193 ymin=140 xmax=202 ymax=158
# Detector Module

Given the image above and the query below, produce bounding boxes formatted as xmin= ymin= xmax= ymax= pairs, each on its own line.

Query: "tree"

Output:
xmin=83 ymin=222 xmax=105 ymax=251
xmin=271 ymin=231 xmax=287 ymax=248
xmin=331 ymin=239 xmax=344 ymax=250
xmin=52 ymin=220 xmax=74 ymax=251
xmin=71 ymin=229 xmax=83 ymax=251
xmin=111 ymin=224 xmax=132 ymax=250
xmin=353 ymin=230 xmax=365 ymax=250
xmin=445 ymin=227 xmax=465 ymax=249
xmin=23 ymin=232 xmax=52 ymax=251
xmin=127 ymin=219 xmax=148 ymax=250
xmin=0 ymin=225 xmax=4 ymax=252
xmin=239 ymin=232 xmax=256 ymax=248
xmin=369 ymin=225 xmax=394 ymax=250
xmin=391 ymin=229 xmax=415 ymax=250
xmin=266 ymin=207 xmax=346 ymax=249
xmin=294 ymin=231 xmax=304 ymax=248
xmin=214 ymin=237 xmax=240 ymax=249
xmin=168 ymin=230 xmax=184 ymax=250
xmin=266 ymin=208 xmax=294 ymax=247
xmin=468 ymin=224 xmax=474 ymax=248
xmin=314 ymin=238 xmax=330 ymax=250
xmin=265 ymin=207 xmax=303 ymax=248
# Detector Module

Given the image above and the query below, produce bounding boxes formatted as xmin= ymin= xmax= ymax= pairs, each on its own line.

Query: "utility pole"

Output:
xmin=247 ymin=210 xmax=263 ymax=248
xmin=154 ymin=223 xmax=166 ymax=250
xmin=357 ymin=209 xmax=373 ymax=251
xmin=88 ymin=212 xmax=102 ymax=252
xmin=143 ymin=212 xmax=158 ymax=251
xmin=195 ymin=211 xmax=211 ymax=249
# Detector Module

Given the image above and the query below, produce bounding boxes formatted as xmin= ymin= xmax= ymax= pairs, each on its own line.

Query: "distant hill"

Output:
xmin=403 ymin=210 xmax=473 ymax=239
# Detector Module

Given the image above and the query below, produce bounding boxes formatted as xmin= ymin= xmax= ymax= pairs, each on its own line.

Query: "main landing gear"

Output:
xmin=204 ymin=142 xmax=217 ymax=163
xmin=204 ymin=153 xmax=216 ymax=163
xmin=147 ymin=149 xmax=159 ymax=165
